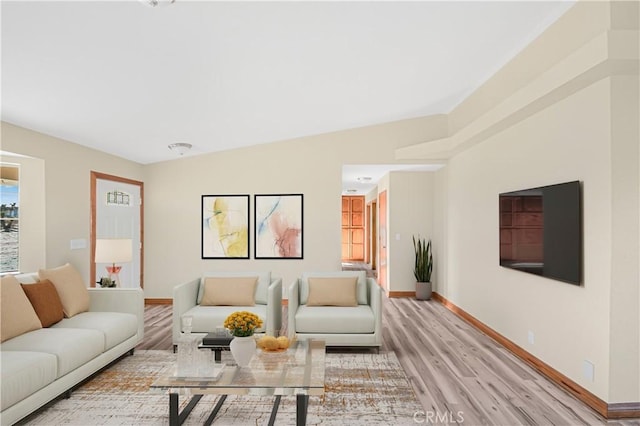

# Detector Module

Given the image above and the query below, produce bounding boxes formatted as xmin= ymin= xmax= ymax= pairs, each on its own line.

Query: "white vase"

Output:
xmin=230 ymin=336 xmax=256 ymax=367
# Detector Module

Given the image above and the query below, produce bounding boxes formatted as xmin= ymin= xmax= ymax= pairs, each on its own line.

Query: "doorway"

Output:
xmin=341 ymin=195 xmax=365 ymax=261
xmin=366 ymin=200 xmax=377 ymax=270
xmin=90 ymin=172 xmax=144 ymax=288
xmin=378 ymin=190 xmax=387 ymax=290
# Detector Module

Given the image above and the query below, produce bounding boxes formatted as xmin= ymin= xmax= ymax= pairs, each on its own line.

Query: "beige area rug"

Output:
xmin=21 ymin=350 xmax=423 ymax=425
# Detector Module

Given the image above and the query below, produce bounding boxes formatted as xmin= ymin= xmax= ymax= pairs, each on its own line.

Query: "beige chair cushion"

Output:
xmin=21 ymin=279 xmax=65 ymax=327
xmin=306 ymin=277 xmax=358 ymax=307
xmin=38 ymin=263 xmax=90 ymax=318
xmin=301 ymin=271 xmax=367 ymax=305
xmin=200 ymin=277 xmax=258 ymax=306
xmin=1 ymin=275 xmax=42 ymax=342
xmin=198 ymin=271 xmax=271 ymax=305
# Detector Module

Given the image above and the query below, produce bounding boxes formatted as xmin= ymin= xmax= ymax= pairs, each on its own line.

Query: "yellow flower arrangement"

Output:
xmin=223 ymin=311 xmax=263 ymax=337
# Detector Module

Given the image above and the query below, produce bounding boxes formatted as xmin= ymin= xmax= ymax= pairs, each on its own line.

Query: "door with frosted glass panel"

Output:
xmin=94 ymin=176 xmax=142 ymax=288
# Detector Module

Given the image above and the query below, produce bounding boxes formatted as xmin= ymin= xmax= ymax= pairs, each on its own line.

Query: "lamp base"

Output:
xmin=105 ymin=265 xmax=122 ymax=287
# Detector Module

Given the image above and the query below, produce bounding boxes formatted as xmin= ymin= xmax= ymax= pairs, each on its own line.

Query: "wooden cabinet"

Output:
xmin=341 ymin=196 xmax=365 ymax=261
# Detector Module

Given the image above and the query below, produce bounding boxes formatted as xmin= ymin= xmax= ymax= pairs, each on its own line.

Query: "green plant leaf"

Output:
xmin=412 ymin=235 xmax=433 ymax=282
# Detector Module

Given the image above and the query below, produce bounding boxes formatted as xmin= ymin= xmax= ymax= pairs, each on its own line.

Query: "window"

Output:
xmin=1 ymin=164 xmax=19 ymax=274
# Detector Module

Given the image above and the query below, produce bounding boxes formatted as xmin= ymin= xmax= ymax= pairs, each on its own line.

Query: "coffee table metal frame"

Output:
xmin=151 ymin=339 xmax=325 ymax=426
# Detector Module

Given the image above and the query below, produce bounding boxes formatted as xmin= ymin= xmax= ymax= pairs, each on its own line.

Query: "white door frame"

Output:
xmin=90 ymin=171 xmax=144 ymax=288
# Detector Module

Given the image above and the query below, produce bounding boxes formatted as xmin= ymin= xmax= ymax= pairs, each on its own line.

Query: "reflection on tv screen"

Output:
xmin=499 ymin=181 xmax=582 ymax=285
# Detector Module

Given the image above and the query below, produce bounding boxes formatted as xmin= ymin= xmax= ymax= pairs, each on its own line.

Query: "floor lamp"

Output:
xmin=95 ymin=238 xmax=132 ymax=287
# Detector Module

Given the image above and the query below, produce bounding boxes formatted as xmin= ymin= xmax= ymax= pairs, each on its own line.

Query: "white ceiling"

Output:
xmin=1 ymin=0 xmax=575 ymax=192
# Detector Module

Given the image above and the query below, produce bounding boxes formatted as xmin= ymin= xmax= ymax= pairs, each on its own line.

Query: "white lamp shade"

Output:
xmin=95 ymin=239 xmax=133 ymax=263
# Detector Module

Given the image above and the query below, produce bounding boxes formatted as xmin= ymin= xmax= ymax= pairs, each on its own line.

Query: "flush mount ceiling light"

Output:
xmin=357 ymin=176 xmax=373 ymax=182
xmin=140 ymin=0 xmax=175 ymax=8
xmin=168 ymin=143 xmax=192 ymax=156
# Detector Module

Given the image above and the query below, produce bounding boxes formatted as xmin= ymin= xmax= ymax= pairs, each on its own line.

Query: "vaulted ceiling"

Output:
xmin=2 ymin=0 xmax=574 ymax=166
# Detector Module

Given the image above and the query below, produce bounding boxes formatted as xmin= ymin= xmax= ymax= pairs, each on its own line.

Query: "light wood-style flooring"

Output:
xmin=138 ymin=299 xmax=638 ymax=425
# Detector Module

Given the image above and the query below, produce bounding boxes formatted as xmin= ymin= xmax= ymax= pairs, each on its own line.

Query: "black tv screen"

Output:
xmin=499 ymin=181 xmax=582 ymax=285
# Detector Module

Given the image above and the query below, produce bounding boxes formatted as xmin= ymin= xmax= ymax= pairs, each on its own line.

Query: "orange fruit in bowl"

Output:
xmin=258 ymin=335 xmax=279 ymax=350
xmin=276 ymin=336 xmax=290 ymax=349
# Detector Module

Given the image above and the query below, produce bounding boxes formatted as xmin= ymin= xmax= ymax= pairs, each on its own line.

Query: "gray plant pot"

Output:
xmin=416 ymin=281 xmax=432 ymax=300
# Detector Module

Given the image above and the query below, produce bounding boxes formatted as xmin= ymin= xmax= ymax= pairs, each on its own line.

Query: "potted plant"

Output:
xmin=413 ymin=236 xmax=433 ymax=300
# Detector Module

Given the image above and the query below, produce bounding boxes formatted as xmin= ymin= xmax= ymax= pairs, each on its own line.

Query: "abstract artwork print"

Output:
xmin=255 ymin=194 xmax=303 ymax=259
xmin=202 ymin=195 xmax=249 ymax=259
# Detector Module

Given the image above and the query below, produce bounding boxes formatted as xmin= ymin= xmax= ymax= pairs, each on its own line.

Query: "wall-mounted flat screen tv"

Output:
xmin=499 ymin=180 xmax=582 ymax=285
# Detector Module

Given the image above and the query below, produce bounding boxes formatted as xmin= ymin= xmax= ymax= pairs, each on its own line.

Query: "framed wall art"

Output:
xmin=201 ymin=194 xmax=250 ymax=259
xmin=254 ymin=194 xmax=303 ymax=259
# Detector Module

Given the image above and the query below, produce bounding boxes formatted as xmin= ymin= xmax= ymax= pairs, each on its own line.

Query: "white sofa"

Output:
xmin=172 ymin=271 xmax=282 ymax=350
xmin=0 ymin=272 xmax=144 ymax=426
xmin=288 ymin=271 xmax=383 ymax=348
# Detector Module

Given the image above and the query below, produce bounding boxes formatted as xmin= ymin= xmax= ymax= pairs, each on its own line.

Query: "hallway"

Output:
xmin=341 ymin=261 xmax=376 ymax=279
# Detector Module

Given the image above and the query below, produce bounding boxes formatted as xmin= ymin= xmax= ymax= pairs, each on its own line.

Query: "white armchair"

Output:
xmin=173 ymin=271 xmax=282 ymax=350
xmin=288 ymin=271 xmax=382 ymax=349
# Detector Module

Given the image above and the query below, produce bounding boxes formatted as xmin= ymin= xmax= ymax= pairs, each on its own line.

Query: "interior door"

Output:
xmin=365 ymin=203 xmax=371 ymax=264
xmin=91 ymin=172 xmax=143 ymax=288
xmin=341 ymin=196 xmax=365 ymax=261
xmin=378 ymin=191 xmax=387 ymax=290
xmin=370 ymin=200 xmax=377 ymax=270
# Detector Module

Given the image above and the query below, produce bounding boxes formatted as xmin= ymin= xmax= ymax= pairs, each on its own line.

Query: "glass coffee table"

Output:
xmin=151 ymin=339 xmax=325 ymax=426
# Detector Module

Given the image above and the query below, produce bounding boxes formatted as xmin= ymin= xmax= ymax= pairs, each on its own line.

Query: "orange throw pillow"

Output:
xmin=21 ymin=279 xmax=65 ymax=327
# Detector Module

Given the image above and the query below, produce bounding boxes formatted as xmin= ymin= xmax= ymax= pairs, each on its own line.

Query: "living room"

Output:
xmin=1 ymin=0 xmax=638 ymax=424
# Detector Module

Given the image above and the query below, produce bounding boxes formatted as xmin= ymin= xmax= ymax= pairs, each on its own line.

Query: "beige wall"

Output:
xmin=1 ymin=123 xmax=144 ymax=281
xmin=142 ymin=118 xmax=443 ymax=299
xmin=371 ymin=170 xmax=436 ymax=294
xmin=1 ymin=117 xmax=441 ymax=298
xmin=444 ymin=79 xmax=614 ymax=399
xmin=608 ymin=72 xmax=640 ymax=402
xmin=432 ymin=168 xmax=448 ymax=296
xmin=397 ymin=0 xmax=639 ymax=404
xmin=385 ymin=171 xmax=434 ymax=293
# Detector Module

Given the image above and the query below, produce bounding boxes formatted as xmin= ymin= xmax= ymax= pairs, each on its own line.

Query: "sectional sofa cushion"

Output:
xmin=307 ymin=277 xmax=358 ymax=306
xmin=21 ymin=280 xmax=65 ymax=327
xmin=52 ymin=312 xmax=138 ymax=351
xmin=1 ymin=328 xmax=104 ymax=377
xmin=183 ymin=304 xmax=268 ymax=334
xmin=300 ymin=271 xmax=367 ymax=305
xmin=198 ymin=272 xmax=270 ymax=305
xmin=0 ymin=275 xmax=42 ymax=342
xmin=0 ymin=351 xmax=58 ymax=411
xmin=294 ymin=305 xmax=376 ymax=334
xmin=200 ymin=277 xmax=258 ymax=306
xmin=38 ymin=263 xmax=90 ymax=318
